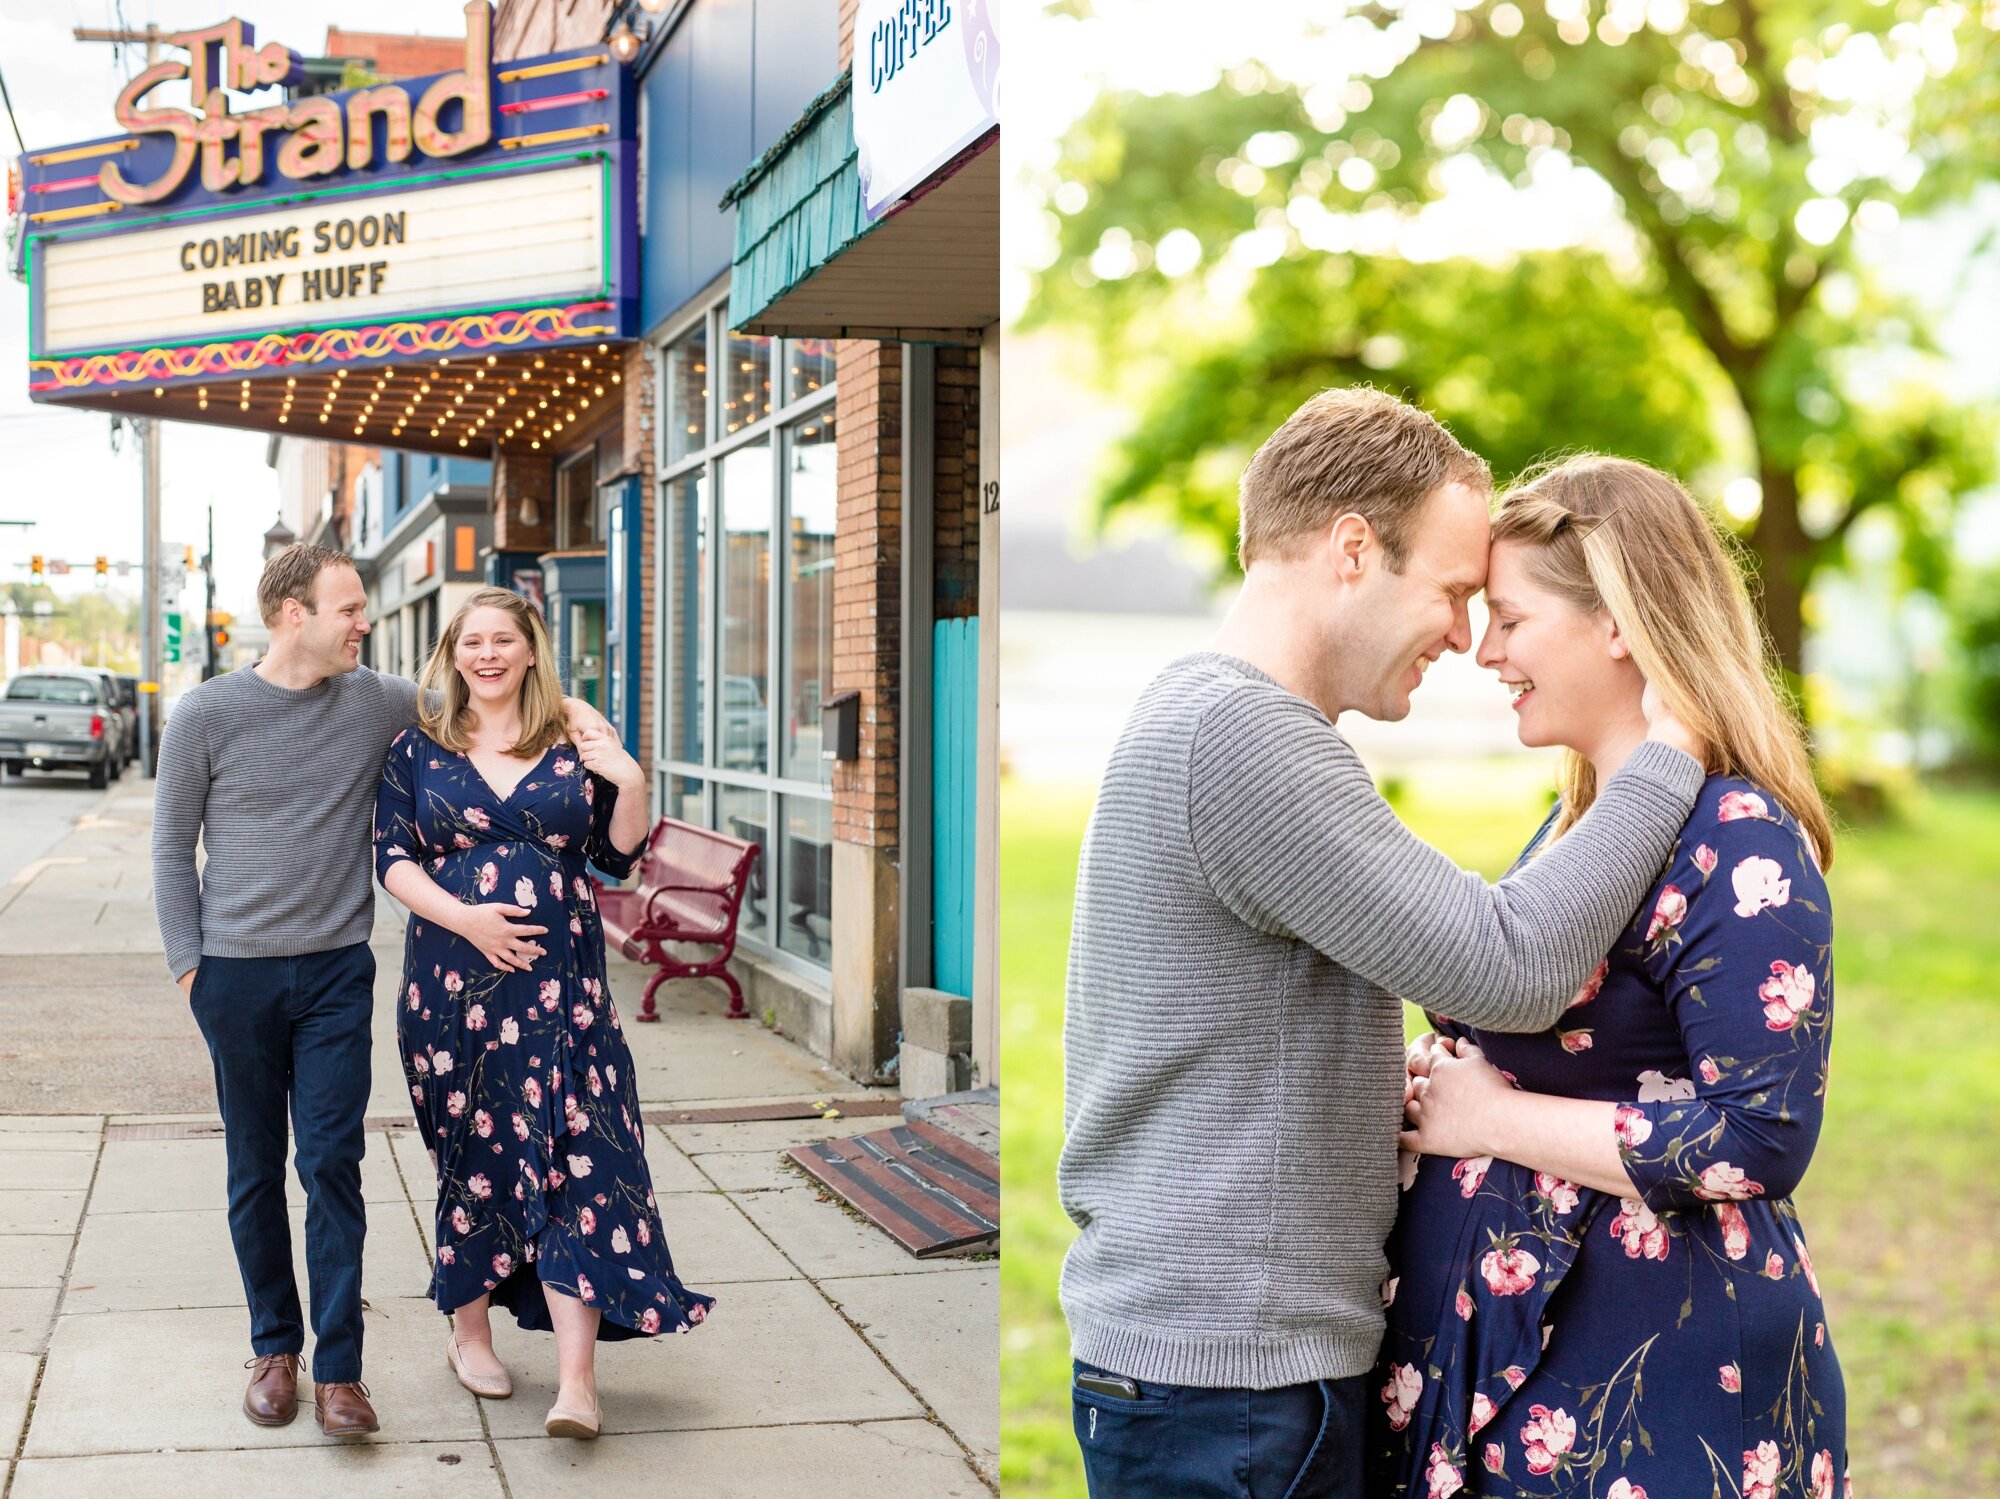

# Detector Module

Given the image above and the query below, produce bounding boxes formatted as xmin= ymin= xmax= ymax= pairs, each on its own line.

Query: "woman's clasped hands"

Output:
xmin=1398 ymin=1031 xmax=1516 ymax=1161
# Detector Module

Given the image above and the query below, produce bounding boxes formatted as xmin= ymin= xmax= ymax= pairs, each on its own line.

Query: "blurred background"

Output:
xmin=998 ymin=1 xmax=2000 ymax=1493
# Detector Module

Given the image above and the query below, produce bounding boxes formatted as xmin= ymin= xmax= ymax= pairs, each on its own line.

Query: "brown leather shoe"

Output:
xmin=242 ymin=1352 xmax=301 ymax=1427
xmin=312 ymin=1379 xmax=379 ymax=1437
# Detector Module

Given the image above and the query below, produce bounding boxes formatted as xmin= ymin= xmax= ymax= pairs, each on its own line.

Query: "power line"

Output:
xmin=0 ymin=64 xmax=26 ymax=156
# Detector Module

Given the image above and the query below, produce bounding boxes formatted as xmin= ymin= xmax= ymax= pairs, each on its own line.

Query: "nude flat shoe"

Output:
xmin=445 ymin=1331 xmax=513 ymax=1399
xmin=544 ymin=1395 xmax=602 ymax=1439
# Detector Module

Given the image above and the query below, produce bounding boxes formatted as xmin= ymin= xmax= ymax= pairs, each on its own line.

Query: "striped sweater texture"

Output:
xmin=1058 ymin=653 xmax=1705 ymax=1390
xmin=151 ymin=664 xmax=420 ymax=980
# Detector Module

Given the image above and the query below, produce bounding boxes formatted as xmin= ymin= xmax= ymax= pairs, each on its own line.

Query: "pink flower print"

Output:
xmin=1636 ymin=1069 xmax=1696 ymax=1102
xmin=639 ymin=1307 xmax=661 ymax=1333
xmin=444 ymin=971 xmax=464 ymax=995
xmin=411 ymin=1083 xmax=423 ymax=1103
xmin=576 ymin=877 xmax=594 ymax=906
xmin=1535 ymin=1173 xmax=1580 ymax=1215
xmin=1764 ymin=1250 xmax=1786 ymax=1279
xmin=547 ymin=834 xmax=568 ymax=849
xmin=446 ymin=1091 xmax=466 ymax=1117
xmin=1699 ymin=1056 xmax=1721 ymax=1085
xmin=1719 ymin=1362 xmax=1742 ymax=1392
xmin=1480 ymin=1245 xmax=1540 ymax=1296
xmin=523 ymin=1076 xmax=542 ymax=1107
xmin=607 ymin=1063 xmax=618 ymax=1088
xmin=1482 ymin=1444 xmax=1505 ymax=1474
xmin=1719 ymin=790 xmax=1770 ymax=822
xmin=576 ymin=1272 xmax=595 ymax=1303
xmin=582 ymin=777 xmax=595 ymax=803
xmin=1611 ymin=1197 xmax=1669 ymax=1260
xmin=553 ymin=756 xmax=575 ymax=776
xmin=1454 ymin=1288 xmax=1474 ymax=1320
xmin=1816 ymin=1321 xmax=1825 ymax=1346
xmin=539 ymin=978 xmax=562 ymax=1005
xmin=450 ymin=1205 xmax=470 ymax=1234
xmin=474 ymin=1109 xmax=494 ymax=1138
xmin=437 ymin=1245 xmax=456 ymax=1265
xmin=611 ymin=1226 xmax=631 ymax=1254
xmin=1426 ymin=1443 xmax=1464 ymax=1499
xmin=1645 ymin=884 xmax=1687 ymax=940
xmin=569 ymin=915 xmax=584 ymax=935
xmin=412 ymin=1053 xmax=431 ymax=1076
xmin=491 ymin=1252 xmax=512 ymax=1279
xmin=432 ymin=1050 xmax=453 ymax=1077
xmin=1760 ymin=960 xmax=1817 ymax=1031
xmin=1743 ymin=1439 xmax=1781 ymax=1499
xmin=1731 ymin=855 xmax=1791 ymax=918
xmin=476 ymin=862 xmax=498 ymax=896
xmin=566 ymin=1153 xmax=594 ymax=1178
xmin=635 ymin=1219 xmax=651 ymax=1246
xmin=1380 ymin=1363 xmax=1423 ymax=1432
xmin=573 ymin=1004 xmax=593 ymax=1029
xmin=453 ymin=834 xmax=474 ymax=850
xmin=1519 ymin=1404 xmax=1576 ymax=1476
xmin=550 ymin=870 xmax=564 ymax=899
xmin=465 ymin=807 xmax=491 ymax=831
xmin=1500 ymin=1365 xmax=1527 ymax=1390
xmin=500 ymin=1018 xmax=520 ymax=1045
xmin=512 ymin=1112 xmax=530 ymax=1140
xmin=1694 ymin=843 xmax=1718 ymax=876
xmin=1568 ymin=958 xmax=1608 ymax=1009
xmin=1559 ymin=1029 xmax=1593 ymax=1054
xmin=1811 ymin=1451 xmax=1836 ymax=1499
xmin=588 ymin=1065 xmax=603 ymax=1097
xmin=1607 ymin=1483 xmax=1649 ymax=1499
xmin=1696 ymin=1161 xmax=1765 ymax=1201
xmin=512 ymin=876 xmax=535 ymax=908
xmin=1451 ymin=1156 xmax=1492 ymax=1198
xmin=1613 ymin=1105 xmax=1653 ymax=1148
xmin=1469 ymin=1392 xmax=1496 ymax=1434
xmin=1717 ymin=1202 xmax=1751 ymax=1260
xmin=465 ymin=1004 xmax=486 ymax=1031
xmin=406 ymin=982 xmax=421 ymax=1011
xmin=467 ymin=1173 xmax=492 ymax=1199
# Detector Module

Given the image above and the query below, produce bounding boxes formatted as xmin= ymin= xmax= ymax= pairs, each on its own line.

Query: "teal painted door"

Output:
xmin=931 ymin=617 xmax=979 ymax=997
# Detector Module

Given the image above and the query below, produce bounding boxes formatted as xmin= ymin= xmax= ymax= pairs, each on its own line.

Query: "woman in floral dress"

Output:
xmin=374 ymin=587 xmax=712 ymax=1439
xmin=1376 ymin=458 xmax=1846 ymax=1498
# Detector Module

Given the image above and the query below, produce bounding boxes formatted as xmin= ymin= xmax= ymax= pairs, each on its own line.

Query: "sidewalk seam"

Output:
xmin=672 ymin=1133 xmax=998 ymax=1494
xmin=1 ymin=1115 xmax=109 ymax=1498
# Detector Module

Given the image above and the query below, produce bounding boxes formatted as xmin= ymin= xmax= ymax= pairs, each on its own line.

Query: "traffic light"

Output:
xmin=94 ymin=555 xmax=109 ymax=582
xmin=215 ymin=627 xmax=230 ymax=649
xmin=29 ymin=555 xmax=43 ymax=582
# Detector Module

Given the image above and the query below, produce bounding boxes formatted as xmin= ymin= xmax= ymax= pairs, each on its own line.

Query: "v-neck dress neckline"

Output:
xmin=463 ymin=741 xmax=557 ymax=806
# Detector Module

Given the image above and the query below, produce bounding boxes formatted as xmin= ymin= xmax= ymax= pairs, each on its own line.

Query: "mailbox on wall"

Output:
xmin=823 ymin=689 xmax=861 ymax=762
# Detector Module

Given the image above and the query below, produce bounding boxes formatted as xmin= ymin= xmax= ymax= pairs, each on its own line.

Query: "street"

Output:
xmin=0 ymin=778 xmax=997 ymax=1496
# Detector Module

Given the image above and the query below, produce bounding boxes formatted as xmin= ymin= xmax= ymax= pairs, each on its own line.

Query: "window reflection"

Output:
xmin=717 ymin=785 xmax=770 ymax=941
xmin=777 ymin=795 xmax=833 ymax=964
xmin=665 ymin=324 xmax=708 ymax=466
xmin=718 ymin=439 xmax=772 ymax=773
xmin=723 ymin=328 xmax=773 ymax=435
xmin=786 ymin=337 xmax=837 ymax=405
xmin=783 ymin=414 xmax=837 ymax=783
xmin=662 ymin=470 xmax=706 ymax=764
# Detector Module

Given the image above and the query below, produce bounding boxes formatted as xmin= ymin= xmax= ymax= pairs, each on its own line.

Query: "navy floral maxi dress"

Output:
xmin=1373 ymin=777 xmax=1847 ymax=1499
xmin=373 ymin=726 xmax=715 ymax=1342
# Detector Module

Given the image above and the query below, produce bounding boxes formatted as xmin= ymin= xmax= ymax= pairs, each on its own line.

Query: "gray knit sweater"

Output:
xmin=151 ymin=664 xmax=420 ymax=980
xmin=1058 ymin=653 xmax=1704 ymax=1390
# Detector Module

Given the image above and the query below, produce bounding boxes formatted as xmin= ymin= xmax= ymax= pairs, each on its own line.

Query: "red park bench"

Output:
xmin=595 ymin=817 xmax=760 ymax=1023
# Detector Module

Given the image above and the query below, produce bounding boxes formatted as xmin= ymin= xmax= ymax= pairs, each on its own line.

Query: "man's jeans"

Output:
xmin=1072 ymin=1359 xmax=1369 ymax=1499
xmin=189 ymin=944 xmax=374 ymax=1384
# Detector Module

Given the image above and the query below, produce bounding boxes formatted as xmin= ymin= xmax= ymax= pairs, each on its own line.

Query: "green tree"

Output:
xmin=1028 ymin=0 xmax=1998 ymax=681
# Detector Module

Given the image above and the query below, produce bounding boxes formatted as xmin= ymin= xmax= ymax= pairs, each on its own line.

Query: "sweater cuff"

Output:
xmin=1610 ymin=740 xmax=1705 ymax=808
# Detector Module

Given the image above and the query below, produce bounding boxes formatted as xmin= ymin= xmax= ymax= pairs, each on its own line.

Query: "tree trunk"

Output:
xmin=1748 ymin=461 xmax=1808 ymax=686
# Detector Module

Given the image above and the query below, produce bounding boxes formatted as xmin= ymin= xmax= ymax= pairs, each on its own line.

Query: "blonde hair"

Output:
xmin=1238 ymin=387 xmax=1491 ymax=569
xmin=418 ymin=587 xmax=567 ymax=758
xmin=1493 ymin=455 xmax=1834 ymax=871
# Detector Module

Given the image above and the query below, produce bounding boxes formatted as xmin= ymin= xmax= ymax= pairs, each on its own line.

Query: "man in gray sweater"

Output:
xmin=1060 ymin=390 xmax=1706 ymax=1497
xmin=153 ymin=544 xmax=596 ymax=1437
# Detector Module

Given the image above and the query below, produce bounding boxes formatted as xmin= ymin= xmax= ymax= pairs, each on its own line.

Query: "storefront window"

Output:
xmin=662 ymin=470 xmax=706 ymax=764
xmin=722 ymin=329 xmax=773 ymax=435
xmin=557 ymin=451 xmax=597 ymax=548
xmin=783 ymin=414 xmax=836 ymax=783
xmin=786 ymin=337 xmax=837 ymax=405
xmin=664 ymin=323 xmax=708 ymax=465
xmin=655 ymin=297 xmax=835 ymax=973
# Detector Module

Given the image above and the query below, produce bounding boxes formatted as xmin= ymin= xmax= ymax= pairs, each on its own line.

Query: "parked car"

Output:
xmin=0 ymin=670 xmax=123 ymax=788
xmin=112 ymin=674 xmax=141 ymax=765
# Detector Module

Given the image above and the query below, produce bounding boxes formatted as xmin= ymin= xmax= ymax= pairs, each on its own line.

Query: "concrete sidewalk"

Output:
xmin=0 ymin=781 xmax=996 ymax=1497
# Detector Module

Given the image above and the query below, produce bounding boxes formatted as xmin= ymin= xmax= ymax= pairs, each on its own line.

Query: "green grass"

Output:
xmin=1000 ymin=768 xmax=2000 ymax=1497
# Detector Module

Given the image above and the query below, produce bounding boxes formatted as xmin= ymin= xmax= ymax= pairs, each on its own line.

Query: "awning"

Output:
xmin=722 ymin=71 xmax=995 ymax=344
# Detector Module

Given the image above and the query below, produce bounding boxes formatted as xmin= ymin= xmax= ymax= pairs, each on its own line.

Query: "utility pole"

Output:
xmin=202 ymin=505 xmax=217 ymax=682
xmin=78 ymin=23 xmax=168 ymax=772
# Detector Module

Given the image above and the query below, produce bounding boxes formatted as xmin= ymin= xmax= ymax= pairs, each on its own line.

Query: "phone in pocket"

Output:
xmin=1075 ymin=1371 xmax=1141 ymax=1400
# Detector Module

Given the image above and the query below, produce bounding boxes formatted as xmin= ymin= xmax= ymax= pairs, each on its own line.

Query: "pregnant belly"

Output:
xmin=429 ymin=845 xmax=563 ymax=908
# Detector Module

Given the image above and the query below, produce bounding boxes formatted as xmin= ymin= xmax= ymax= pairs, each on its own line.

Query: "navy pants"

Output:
xmin=188 ymin=944 xmax=374 ymax=1383
xmin=1073 ymin=1360 xmax=1368 ymax=1499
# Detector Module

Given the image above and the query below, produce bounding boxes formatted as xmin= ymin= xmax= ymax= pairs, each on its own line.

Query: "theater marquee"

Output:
xmin=18 ymin=3 xmax=636 ymax=458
